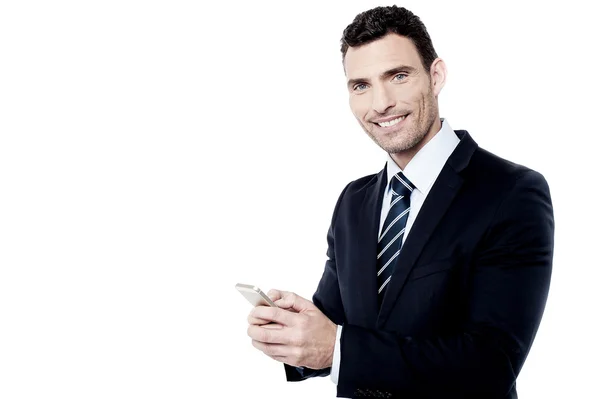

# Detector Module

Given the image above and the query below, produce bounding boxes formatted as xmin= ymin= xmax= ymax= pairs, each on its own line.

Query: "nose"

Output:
xmin=371 ymin=85 xmax=396 ymax=114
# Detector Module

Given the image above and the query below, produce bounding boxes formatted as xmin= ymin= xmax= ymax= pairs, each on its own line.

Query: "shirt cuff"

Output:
xmin=330 ymin=324 xmax=343 ymax=384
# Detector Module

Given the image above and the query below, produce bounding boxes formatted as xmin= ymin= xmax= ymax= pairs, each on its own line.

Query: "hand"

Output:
xmin=246 ymin=290 xmax=337 ymax=369
xmin=245 ymin=290 xmax=296 ymax=329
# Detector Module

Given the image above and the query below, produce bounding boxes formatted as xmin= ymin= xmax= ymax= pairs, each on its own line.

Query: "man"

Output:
xmin=246 ymin=5 xmax=553 ymax=398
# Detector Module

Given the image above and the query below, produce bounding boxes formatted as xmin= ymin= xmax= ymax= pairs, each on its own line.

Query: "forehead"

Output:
xmin=344 ymin=33 xmax=423 ymax=78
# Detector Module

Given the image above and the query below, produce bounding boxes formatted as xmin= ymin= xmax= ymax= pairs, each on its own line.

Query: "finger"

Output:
xmin=247 ymin=319 xmax=284 ymax=329
xmin=262 ymin=323 xmax=283 ymax=330
xmin=248 ymin=312 xmax=278 ymax=326
xmin=247 ymin=324 xmax=289 ymax=344
xmin=273 ymin=298 xmax=298 ymax=312
xmin=251 ymin=339 xmax=271 ymax=354
xmin=275 ymin=291 xmax=313 ymax=313
xmin=251 ymin=305 xmax=297 ymax=326
xmin=267 ymin=290 xmax=298 ymax=310
xmin=267 ymin=289 xmax=283 ymax=302
xmin=251 ymin=340 xmax=293 ymax=359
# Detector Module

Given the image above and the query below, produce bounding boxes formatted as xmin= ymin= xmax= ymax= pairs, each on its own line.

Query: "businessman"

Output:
xmin=246 ymin=5 xmax=553 ymax=398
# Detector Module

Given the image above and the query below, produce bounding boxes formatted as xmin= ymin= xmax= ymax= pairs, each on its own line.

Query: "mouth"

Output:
xmin=372 ymin=114 xmax=409 ymax=130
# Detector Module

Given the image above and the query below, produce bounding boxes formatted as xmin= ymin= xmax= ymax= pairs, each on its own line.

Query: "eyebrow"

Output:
xmin=346 ymin=65 xmax=417 ymax=90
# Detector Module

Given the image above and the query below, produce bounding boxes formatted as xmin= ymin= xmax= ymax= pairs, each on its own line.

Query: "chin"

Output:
xmin=381 ymin=133 xmax=424 ymax=154
xmin=383 ymin=141 xmax=416 ymax=154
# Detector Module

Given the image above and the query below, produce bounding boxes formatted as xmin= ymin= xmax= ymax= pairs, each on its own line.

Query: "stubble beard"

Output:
xmin=376 ymin=122 xmax=426 ymax=154
xmin=364 ymin=88 xmax=438 ymax=155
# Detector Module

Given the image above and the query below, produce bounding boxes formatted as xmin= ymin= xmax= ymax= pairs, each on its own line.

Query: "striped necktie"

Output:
xmin=377 ymin=172 xmax=414 ymax=302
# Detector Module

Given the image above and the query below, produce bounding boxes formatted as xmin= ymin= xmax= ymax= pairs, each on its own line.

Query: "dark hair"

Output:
xmin=341 ymin=5 xmax=438 ymax=73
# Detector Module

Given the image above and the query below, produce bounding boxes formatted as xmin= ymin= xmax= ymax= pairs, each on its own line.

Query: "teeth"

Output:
xmin=377 ymin=115 xmax=406 ymax=127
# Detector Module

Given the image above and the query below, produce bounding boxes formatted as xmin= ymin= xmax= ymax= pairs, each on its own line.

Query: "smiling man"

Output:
xmin=345 ymin=34 xmax=441 ymax=168
xmin=246 ymin=5 xmax=554 ymax=398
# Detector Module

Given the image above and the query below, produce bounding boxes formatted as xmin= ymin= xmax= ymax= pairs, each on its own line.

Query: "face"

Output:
xmin=344 ymin=33 xmax=445 ymax=157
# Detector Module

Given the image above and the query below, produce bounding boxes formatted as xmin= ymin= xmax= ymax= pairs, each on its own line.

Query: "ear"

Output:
xmin=429 ymin=58 xmax=447 ymax=97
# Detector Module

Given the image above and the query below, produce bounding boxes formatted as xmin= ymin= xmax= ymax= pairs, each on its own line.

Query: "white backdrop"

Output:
xmin=1 ymin=0 xmax=598 ymax=398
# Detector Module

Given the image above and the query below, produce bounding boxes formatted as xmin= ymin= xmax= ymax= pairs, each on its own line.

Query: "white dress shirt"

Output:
xmin=330 ymin=118 xmax=460 ymax=386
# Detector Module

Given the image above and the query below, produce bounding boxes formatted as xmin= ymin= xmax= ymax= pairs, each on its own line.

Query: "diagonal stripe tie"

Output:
xmin=377 ymin=172 xmax=414 ymax=305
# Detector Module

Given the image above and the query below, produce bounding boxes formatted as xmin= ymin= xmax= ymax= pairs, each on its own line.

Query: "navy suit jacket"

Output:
xmin=284 ymin=130 xmax=554 ymax=398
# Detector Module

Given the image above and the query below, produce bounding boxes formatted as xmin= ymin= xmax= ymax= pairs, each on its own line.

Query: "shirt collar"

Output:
xmin=385 ymin=118 xmax=460 ymax=196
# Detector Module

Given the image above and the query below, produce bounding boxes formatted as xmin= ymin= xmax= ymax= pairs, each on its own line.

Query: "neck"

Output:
xmin=390 ymin=117 xmax=442 ymax=170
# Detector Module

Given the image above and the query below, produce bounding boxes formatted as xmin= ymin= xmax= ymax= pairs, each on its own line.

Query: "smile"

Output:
xmin=376 ymin=115 xmax=407 ymax=127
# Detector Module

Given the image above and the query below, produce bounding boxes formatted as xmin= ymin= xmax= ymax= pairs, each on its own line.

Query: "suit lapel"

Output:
xmin=376 ymin=131 xmax=478 ymax=327
xmin=346 ymin=165 xmax=387 ymax=328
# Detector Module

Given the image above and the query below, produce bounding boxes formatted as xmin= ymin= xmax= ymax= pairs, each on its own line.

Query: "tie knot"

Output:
xmin=390 ymin=172 xmax=415 ymax=197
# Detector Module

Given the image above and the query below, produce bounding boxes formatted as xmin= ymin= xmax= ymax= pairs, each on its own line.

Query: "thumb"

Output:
xmin=267 ymin=289 xmax=283 ymax=302
xmin=274 ymin=291 xmax=313 ymax=313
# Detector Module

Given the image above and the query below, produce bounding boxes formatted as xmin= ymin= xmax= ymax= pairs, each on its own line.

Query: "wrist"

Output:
xmin=326 ymin=321 xmax=337 ymax=367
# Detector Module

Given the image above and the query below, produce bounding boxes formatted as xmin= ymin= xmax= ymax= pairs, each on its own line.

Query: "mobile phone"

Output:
xmin=235 ymin=283 xmax=277 ymax=307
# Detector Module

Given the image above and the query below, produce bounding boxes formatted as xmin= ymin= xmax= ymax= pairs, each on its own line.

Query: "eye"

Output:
xmin=393 ymin=73 xmax=408 ymax=81
xmin=353 ymin=83 xmax=368 ymax=91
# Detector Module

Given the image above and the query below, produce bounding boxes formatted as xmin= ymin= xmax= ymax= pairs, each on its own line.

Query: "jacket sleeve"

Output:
xmin=283 ymin=182 xmax=351 ymax=381
xmin=337 ymin=170 xmax=554 ymax=397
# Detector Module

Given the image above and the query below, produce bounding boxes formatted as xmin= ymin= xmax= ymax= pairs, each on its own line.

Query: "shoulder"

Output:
xmin=343 ymin=173 xmax=380 ymax=195
xmin=465 ymin=146 xmax=549 ymax=194
xmin=327 ymin=171 xmax=382 ymax=222
xmin=464 ymin=146 xmax=553 ymax=235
